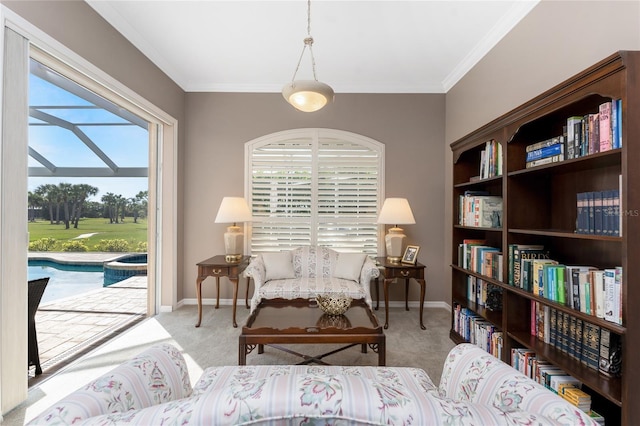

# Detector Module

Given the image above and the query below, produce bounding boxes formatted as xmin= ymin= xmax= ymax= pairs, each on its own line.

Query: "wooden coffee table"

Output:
xmin=239 ymin=298 xmax=385 ymax=366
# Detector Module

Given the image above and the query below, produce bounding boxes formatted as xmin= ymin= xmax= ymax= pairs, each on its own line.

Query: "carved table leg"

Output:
xmin=405 ymin=278 xmax=410 ymax=311
xmin=417 ymin=278 xmax=426 ymax=330
xmin=215 ymin=276 xmax=220 ymax=309
xmin=230 ymin=277 xmax=239 ymax=328
xmin=195 ymin=277 xmax=204 ymax=327
xmin=383 ymin=278 xmax=392 ymax=329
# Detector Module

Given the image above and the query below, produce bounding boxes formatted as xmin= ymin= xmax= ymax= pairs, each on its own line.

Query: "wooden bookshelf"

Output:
xmin=450 ymin=51 xmax=640 ymax=425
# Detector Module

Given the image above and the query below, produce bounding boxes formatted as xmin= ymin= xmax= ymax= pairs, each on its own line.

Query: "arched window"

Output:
xmin=245 ymin=128 xmax=384 ymax=255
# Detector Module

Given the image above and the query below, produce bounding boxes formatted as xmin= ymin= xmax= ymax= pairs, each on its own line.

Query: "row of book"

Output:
xmin=458 ymin=239 xmax=502 ymax=280
xmin=458 ymin=192 xmax=502 ymax=228
xmin=511 ymin=348 xmax=604 ymax=423
xmin=576 ymin=189 xmax=620 ymax=236
xmin=508 ymin=244 xmax=623 ymax=325
xmin=475 ymin=139 xmax=502 ymax=180
xmin=523 ymin=99 xmax=622 ymax=171
xmin=531 ymin=303 xmax=622 ymax=377
xmin=452 ymin=303 xmax=503 ymax=358
xmin=566 ymin=99 xmax=622 ymax=159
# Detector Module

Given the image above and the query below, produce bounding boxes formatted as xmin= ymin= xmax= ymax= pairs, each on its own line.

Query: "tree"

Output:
xmin=34 ymin=184 xmax=59 ymax=224
xmin=28 ymin=191 xmax=44 ymax=222
xmin=129 ymin=190 xmax=148 ymax=223
xmin=57 ymin=183 xmax=73 ymax=229
xmin=70 ymin=184 xmax=98 ymax=228
xmin=101 ymin=192 xmax=118 ymax=223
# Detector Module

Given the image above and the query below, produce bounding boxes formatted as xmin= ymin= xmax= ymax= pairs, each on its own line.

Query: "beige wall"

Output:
xmin=444 ymin=0 xmax=640 ymax=304
xmin=184 ymin=92 xmax=447 ymax=304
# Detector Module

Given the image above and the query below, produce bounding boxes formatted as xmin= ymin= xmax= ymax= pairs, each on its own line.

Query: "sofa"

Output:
xmin=28 ymin=343 xmax=597 ymax=425
xmin=244 ymin=246 xmax=380 ymax=312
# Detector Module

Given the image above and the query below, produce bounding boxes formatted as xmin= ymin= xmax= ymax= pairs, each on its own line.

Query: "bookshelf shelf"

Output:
xmin=509 ymin=331 xmax=622 ymax=407
xmin=508 ymin=228 xmax=623 ymax=241
xmin=450 ymin=51 xmax=640 ymax=425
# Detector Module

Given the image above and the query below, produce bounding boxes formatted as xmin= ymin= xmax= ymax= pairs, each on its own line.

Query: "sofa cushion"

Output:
xmin=292 ymin=246 xmax=338 ymax=278
xmin=333 ymin=252 xmax=367 ymax=281
xmin=255 ymin=276 xmax=367 ymax=302
xmin=261 ymin=251 xmax=295 ymax=281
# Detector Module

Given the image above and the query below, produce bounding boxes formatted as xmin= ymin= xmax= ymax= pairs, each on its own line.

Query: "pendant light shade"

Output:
xmin=282 ymin=80 xmax=334 ymax=113
xmin=282 ymin=0 xmax=334 ymax=112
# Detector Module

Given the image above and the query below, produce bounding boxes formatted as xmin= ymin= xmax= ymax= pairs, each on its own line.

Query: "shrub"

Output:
xmin=95 ymin=239 xmax=130 ymax=252
xmin=134 ymin=241 xmax=147 ymax=252
xmin=61 ymin=240 xmax=88 ymax=252
xmin=28 ymin=237 xmax=57 ymax=251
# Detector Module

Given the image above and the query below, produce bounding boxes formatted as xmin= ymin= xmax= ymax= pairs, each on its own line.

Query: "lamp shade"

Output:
xmin=214 ymin=197 xmax=252 ymax=224
xmin=282 ymin=80 xmax=334 ymax=112
xmin=377 ymin=198 xmax=416 ymax=225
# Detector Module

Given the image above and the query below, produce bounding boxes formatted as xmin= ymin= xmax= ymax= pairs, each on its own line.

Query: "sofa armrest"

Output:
xmin=439 ymin=344 xmax=597 ymax=425
xmin=245 ymin=255 xmax=266 ymax=312
xmin=359 ymin=256 xmax=379 ymax=308
xmin=28 ymin=343 xmax=192 ymax=425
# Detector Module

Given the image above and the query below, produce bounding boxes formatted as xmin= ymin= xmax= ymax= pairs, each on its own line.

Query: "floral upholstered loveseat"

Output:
xmin=29 ymin=343 xmax=597 ymax=425
xmin=244 ymin=246 xmax=380 ymax=312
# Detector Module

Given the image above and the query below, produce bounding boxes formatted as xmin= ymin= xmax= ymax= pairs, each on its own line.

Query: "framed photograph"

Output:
xmin=401 ymin=245 xmax=419 ymax=264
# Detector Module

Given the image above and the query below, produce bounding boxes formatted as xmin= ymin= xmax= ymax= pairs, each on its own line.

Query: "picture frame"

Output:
xmin=401 ymin=245 xmax=419 ymax=264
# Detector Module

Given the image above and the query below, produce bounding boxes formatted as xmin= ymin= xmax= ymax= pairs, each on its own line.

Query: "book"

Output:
xmin=525 ymin=154 xmax=564 ymax=169
xmin=532 ymin=259 xmax=558 ymax=298
xmin=598 ymin=328 xmax=622 ymax=377
xmin=566 ymin=116 xmax=583 ymax=159
xmin=512 ymin=245 xmax=546 ymax=289
xmin=599 ymin=101 xmax=613 ymax=152
xmin=525 ymin=143 xmax=564 ymax=162
xmin=582 ymin=321 xmax=601 ymax=370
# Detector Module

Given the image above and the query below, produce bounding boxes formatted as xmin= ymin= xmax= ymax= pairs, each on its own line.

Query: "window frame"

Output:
xmin=244 ymin=128 xmax=385 ymax=255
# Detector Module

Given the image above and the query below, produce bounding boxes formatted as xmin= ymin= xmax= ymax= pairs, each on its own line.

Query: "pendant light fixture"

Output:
xmin=282 ymin=0 xmax=334 ymax=112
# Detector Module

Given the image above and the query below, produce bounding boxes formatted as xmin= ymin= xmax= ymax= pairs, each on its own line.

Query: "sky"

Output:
xmin=28 ymin=62 xmax=149 ymax=201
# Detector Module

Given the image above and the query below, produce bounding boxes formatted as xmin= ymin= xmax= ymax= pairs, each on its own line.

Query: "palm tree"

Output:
xmin=101 ymin=192 xmax=117 ymax=223
xmin=57 ymin=183 xmax=73 ymax=229
xmin=34 ymin=184 xmax=59 ymax=224
xmin=28 ymin=191 xmax=44 ymax=222
xmin=71 ymin=184 xmax=98 ymax=228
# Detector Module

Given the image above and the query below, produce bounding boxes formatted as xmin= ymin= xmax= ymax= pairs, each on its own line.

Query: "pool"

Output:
xmin=28 ymin=261 xmax=104 ymax=304
xmin=28 ymin=254 xmax=148 ymax=303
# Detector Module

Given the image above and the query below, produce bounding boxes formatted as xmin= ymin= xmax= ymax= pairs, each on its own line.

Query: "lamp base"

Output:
xmin=224 ymin=225 xmax=244 ymax=263
xmin=225 ymin=254 xmax=243 ymax=263
xmin=385 ymin=227 xmax=406 ymax=263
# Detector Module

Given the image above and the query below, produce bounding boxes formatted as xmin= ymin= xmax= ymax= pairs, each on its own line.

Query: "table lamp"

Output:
xmin=377 ymin=198 xmax=416 ymax=263
xmin=214 ymin=197 xmax=253 ymax=263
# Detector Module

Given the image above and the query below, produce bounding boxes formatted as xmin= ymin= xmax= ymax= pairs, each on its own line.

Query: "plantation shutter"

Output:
xmin=247 ymin=129 xmax=383 ymax=255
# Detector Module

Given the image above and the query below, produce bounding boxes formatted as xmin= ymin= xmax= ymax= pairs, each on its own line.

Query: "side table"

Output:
xmin=375 ymin=257 xmax=426 ymax=330
xmin=195 ymin=255 xmax=250 ymax=328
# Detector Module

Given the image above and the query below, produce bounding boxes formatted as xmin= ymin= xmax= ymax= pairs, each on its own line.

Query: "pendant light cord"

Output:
xmin=290 ymin=0 xmax=319 ymax=83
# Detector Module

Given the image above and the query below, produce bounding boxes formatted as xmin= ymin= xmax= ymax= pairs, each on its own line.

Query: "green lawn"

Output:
xmin=28 ymin=217 xmax=147 ymax=252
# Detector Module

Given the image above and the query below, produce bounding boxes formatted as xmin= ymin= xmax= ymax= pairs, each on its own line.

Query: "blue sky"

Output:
xmin=28 ymin=68 xmax=149 ymax=201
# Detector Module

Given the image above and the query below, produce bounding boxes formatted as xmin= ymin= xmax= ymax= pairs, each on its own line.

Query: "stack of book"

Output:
xmin=558 ymin=385 xmax=592 ymax=413
xmin=525 ymin=136 xmax=565 ymax=168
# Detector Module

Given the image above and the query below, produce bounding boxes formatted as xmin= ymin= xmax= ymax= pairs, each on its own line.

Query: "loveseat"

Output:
xmin=244 ymin=246 xmax=380 ymax=312
xmin=29 ymin=343 xmax=597 ymax=425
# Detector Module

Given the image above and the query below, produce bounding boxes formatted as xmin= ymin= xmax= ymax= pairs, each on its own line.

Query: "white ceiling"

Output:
xmin=86 ymin=0 xmax=539 ymax=94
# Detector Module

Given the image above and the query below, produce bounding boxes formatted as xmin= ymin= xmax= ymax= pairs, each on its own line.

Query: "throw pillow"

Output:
xmin=262 ymin=251 xmax=296 ymax=281
xmin=333 ymin=253 xmax=367 ymax=282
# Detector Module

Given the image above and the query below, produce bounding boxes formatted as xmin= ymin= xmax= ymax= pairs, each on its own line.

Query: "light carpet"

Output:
xmin=4 ymin=304 xmax=455 ymax=425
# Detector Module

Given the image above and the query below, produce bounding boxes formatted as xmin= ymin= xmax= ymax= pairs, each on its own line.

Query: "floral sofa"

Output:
xmin=29 ymin=343 xmax=597 ymax=425
xmin=244 ymin=246 xmax=380 ymax=312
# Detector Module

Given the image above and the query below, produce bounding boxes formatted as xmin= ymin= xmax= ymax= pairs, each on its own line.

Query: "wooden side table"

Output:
xmin=375 ymin=257 xmax=426 ymax=330
xmin=195 ymin=255 xmax=250 ymax=328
